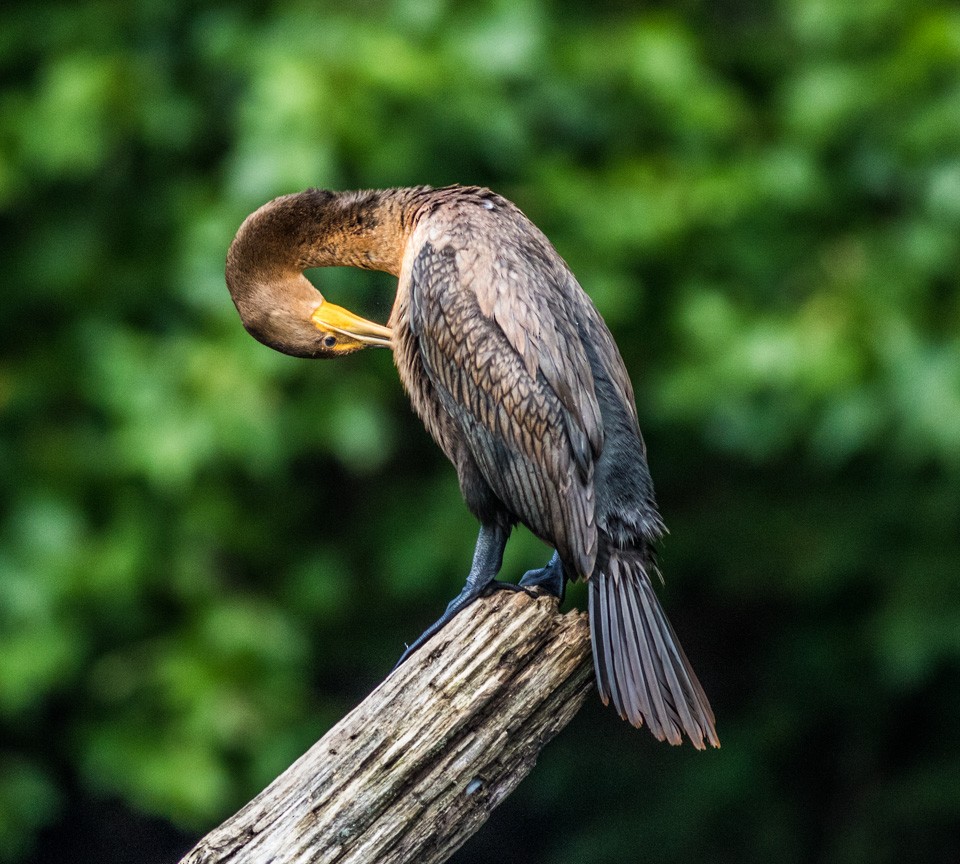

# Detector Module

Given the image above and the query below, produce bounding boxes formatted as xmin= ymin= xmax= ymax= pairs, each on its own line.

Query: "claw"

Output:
xmin=518 ymin=551 xmax=567 ymax=602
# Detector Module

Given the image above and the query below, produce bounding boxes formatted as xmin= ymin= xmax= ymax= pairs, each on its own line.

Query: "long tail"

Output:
xmin=588 ymin=550 xmax=719 ymax=749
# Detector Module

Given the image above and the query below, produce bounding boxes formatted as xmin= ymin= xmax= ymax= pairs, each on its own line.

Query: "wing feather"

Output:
xmin=409 ymin=239 xmax=598 ymax=576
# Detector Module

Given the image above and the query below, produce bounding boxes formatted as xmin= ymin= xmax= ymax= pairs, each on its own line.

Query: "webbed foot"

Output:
xmin=518 ymin=551 xmax=566 ymax=602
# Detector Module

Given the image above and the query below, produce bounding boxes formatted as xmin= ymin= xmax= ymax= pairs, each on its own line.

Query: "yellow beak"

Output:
xmin=311 ymin=300 xmax=393 ymax=347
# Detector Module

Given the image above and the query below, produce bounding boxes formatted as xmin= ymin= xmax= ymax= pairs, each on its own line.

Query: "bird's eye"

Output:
xmin=323 ymin=335 xmax=337 ymax=348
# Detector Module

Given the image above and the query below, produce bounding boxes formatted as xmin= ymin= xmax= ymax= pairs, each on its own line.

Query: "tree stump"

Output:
xmin=180 ymin=590 xmax=594 ymax=864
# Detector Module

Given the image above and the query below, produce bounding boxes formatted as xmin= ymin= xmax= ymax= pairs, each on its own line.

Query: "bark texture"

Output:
xmin=180 ymin=590 xmax=593 ymax=864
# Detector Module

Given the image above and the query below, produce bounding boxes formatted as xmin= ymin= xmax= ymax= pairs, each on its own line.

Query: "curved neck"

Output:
xmin=227 ymin=187 xmax=427 ymax=282
xmin=225 ymin=187 xmax=430 ymax=357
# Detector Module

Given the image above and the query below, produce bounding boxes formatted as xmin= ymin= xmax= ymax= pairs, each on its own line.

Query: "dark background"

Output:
xmin=2 ymin=1 xmax=959 ymax=862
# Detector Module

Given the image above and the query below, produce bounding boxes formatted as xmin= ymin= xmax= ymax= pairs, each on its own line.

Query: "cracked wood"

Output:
xmin=179 ymin=590 xmax=593 ymax=864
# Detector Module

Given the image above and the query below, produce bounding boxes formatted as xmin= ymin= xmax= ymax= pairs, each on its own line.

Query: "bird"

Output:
xmin=225 ymin=184 xmax=719 ymax=749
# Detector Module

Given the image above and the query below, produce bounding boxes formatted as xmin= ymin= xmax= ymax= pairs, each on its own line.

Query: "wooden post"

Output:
xmin=180 ymin=590 xmax=594 ymax=864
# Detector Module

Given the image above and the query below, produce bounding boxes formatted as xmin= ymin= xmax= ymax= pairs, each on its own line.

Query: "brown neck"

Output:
xmin=224 ymin=187 xmax=430 ymax=357
xmin=227 ymin=187 xmax=428 ymax=280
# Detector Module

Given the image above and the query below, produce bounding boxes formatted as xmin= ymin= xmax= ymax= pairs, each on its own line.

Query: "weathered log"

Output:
xmin=180 ymin=590 xmax=594 ymax=864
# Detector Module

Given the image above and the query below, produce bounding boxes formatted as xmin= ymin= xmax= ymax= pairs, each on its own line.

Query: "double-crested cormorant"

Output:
xmin=226 ymin=185 xmax=719 ymax=749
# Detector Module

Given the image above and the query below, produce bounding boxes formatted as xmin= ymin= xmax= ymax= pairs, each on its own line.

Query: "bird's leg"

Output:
xmin=518 ymin=551 xmax=567 ymax=602
xmin=396 ymin=523 xmax=513 ymax=666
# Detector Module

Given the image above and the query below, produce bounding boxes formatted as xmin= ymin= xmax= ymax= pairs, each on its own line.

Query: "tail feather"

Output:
xmin=589 ymin=551 xmax=719 ymax=749
xmin=619 ymin=562 xmax=675 ymax=737
xmin=593 ymin=570 xmax=626 ymax=720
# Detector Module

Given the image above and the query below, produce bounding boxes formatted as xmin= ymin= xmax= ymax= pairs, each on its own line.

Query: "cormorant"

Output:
xmin=226 ymin=185 xmax=718 ymax=749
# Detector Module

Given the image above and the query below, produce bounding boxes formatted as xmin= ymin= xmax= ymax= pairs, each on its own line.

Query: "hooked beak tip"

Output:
xmin=310 ymin=301 xmax=393 ymax=347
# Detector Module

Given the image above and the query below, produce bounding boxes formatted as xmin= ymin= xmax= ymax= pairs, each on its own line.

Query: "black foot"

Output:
xmin=394 ymin=522 xmax=532 ymax=670
xmin=395 ymin=583 xmax=486 ymax=668
xmin=482 ymin=580 xmax=537 ymax=599
xmin=394 ymin=579 xmax=537 ymax=669
xmin=518 ymin=551 xmax=566 ymax=602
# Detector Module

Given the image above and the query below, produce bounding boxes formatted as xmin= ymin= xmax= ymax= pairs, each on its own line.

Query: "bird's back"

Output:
xmin=392 ymin=187 xmax=662 ymax=576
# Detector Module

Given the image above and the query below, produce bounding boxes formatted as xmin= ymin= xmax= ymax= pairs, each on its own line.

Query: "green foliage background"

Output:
xmin=2 ymin=0 xmax=959 ymax=861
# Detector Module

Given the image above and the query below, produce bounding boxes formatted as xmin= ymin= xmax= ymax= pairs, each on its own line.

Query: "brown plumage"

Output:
xmin=226 ymin=185 xmax=719 ymax=749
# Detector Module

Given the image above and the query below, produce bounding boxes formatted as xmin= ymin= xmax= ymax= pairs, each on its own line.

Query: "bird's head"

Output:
xmin=308 ymin=295 xmax=393 ymax=356
xmin=225 ymin=191 xmax=394 ymax=359
xmin=228 ymin=269 xmax=393 ymax=359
